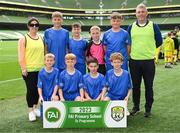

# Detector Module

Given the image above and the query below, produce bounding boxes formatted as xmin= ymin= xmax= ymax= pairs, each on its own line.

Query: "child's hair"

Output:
xmin=90 ymin=25 xmax=101 ymax=33
xmin=110 ymin=52 xmax=123 ymax=62
xmin=110 ymin=12 xmax=123 ymax=20
xmin=65 ymin=53 xmax=76 ymax=60
xmin=167 ymin=32 xmax=171 ymax=37
xmin=172 ymin=31 xmax=177 ymax=36
xmin=87 ymin=56 xmax=98 ymax=65
xmin=86 ymin=25 xmax=102 ymax=57
xmin=52 ymin=11 xmax=63 ymax=18
xmin=45 ymin=53 xmax=55 ymax=60
xmin=72 ymin=23 xmax=81 ymax=28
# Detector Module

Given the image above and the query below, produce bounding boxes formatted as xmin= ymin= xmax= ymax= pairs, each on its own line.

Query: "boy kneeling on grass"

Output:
xmin=103 ymin=52 xmax=132 ymax=116
xmin=58 ymin=53 xmax=84 ymax=101
xmin=83 ymin=57 xmax=106 ymax=101
xmin=37 ymin=53 xmax=59 ymax=118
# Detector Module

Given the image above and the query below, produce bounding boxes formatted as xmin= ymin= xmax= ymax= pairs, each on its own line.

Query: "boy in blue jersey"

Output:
xmin=68 ymin=23 xmax=87 ymax=75
xmin=37 ymin=53 xmax=59 ymax=117
xmin=59 ymin=53 xmax=84 ymax=101
xmin=83 ymin=57 xmax=106 ymax=101
xmin=103 ymin=53 xmax=132 ymax=115
xmin=102 ymin=12 xmax=131 ymax=71
xmin=44 ymin=11 xmax=69 ymax=72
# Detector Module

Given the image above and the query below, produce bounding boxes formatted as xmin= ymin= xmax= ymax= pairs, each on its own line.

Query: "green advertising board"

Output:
xmin=43 ymin=101 xmax=127 ymax=128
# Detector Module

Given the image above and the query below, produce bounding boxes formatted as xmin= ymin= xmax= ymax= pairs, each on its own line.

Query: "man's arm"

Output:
xmin=126 ymin=24 xmax=132 ymax=36
xmin=153 ymin=23 xmax=163 ymax=48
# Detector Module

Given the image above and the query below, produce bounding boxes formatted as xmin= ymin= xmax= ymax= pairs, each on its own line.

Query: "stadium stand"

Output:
xmin=0 ymin=30 xmax=44 ymax=40
xmin=0 ymin=0 xmax=179 ymax=9
xmin=0 ymin=15 xmax=51 ymax=24
xmin=0 ymin=30 xmax=24 ymax=40
xmin=0 ymin=14 xmax=179 ymax=26
xmin=0 ymin=0 xmax=179 ymax=35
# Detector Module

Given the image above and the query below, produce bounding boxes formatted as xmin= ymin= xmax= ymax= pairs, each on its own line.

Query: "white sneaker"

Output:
xmin=126 ymin=109 xmax=130 ymax=116
xmin=29 ymin=111 xmax=36 ymax=122
xmin=34 ymin=108 xmax=41 ymax=117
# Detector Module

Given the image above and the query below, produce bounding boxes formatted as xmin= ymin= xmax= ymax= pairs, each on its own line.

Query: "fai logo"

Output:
xmin=111 ymin=106 xmax=124 ymax=122
xmin=45 ymin=107 xmax=61 ymax=122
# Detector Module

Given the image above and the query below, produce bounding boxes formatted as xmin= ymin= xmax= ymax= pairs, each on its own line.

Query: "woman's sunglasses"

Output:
xmin=29 ymin=23 xmax=39 ymax=27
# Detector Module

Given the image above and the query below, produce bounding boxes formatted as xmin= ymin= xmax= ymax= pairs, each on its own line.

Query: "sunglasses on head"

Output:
xmin=29 ymin=23 xmax=39 ymax=27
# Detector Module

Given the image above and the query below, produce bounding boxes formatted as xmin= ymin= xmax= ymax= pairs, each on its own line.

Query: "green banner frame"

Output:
xmin=43 ymin=101 xmax=127 ymax=128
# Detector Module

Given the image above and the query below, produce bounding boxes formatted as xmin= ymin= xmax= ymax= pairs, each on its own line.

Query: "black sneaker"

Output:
xmin=130 ymin=107 xmax=140 ymax=116
xmin=144 ymin=112 xmax=151 ymax=118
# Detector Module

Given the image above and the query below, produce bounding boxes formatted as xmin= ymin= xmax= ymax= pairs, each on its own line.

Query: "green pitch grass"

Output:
xmin=0 ymin=41 xmax=25 ymax=100
xmin=0 ymin=41 xmax=180 ymax=132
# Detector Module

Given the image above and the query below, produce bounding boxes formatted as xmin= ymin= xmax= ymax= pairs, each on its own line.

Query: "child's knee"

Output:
xmin=103 ymin=97 xmax=110 ymax=101
xmin=74 ymin=96 xmax=81 ymax=101
xmin=53 ymin=96 xmax=59 ymax=101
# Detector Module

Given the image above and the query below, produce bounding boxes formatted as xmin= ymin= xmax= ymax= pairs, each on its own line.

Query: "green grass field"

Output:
xmin=0 ymin=41 xmax=180 ymax=132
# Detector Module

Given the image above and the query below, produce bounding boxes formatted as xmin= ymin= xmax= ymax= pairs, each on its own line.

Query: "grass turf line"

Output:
xmin=0 ymin=41 xmax=180 ymax=132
